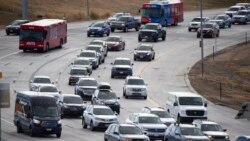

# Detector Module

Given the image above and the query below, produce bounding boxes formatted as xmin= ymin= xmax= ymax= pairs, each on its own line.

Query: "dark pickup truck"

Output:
xmin=138 ymin=23 xmax=166 ymax=42
xmin=110 ymin=16 xmax=141 ymax=32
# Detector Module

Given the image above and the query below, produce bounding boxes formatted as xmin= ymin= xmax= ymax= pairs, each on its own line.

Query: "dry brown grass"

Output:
xmin=189 ymin=43 xmax=250 ymax=110
xmin=0 ymin=0 xmax=249 ymax=25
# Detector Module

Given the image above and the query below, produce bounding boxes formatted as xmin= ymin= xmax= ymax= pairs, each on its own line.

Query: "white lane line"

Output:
xmin=0 ymin=51 xmax=22 ymax=60
xmin=1 ymin=118 xmax=14 ymax=125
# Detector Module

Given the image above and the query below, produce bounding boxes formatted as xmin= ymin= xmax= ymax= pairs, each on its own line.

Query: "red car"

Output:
xmin=105 ymin=36 xmax=125 ymax=51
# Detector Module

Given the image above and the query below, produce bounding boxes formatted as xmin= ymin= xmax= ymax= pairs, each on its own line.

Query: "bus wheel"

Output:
xmin=45 ymin=44 xmax=49 ymax=52
xmin=59 ymin=39 xmax=63 ymax=48
xmin=23 ymin=49 xmax=27 ymax=52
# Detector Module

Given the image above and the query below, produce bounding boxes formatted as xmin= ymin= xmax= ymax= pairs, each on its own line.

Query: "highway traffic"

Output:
xmin=0 ymin=8 xmax=250 ymax=141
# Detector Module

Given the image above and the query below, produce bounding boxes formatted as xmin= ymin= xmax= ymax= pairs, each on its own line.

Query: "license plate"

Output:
xmin=92 ymin=32 xmax=95 ymax=34
xmin=10 ymin=30 xmax=13 ymax=32
xmin=119 ymin=71 xmax=124 ymax=74
xmin=140 ymin=56 xmax=143 ymax=58
xmin=46 ymin=128 xmax=52 ymax=131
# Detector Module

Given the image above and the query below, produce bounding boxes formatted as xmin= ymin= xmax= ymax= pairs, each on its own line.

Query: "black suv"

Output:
xmin=6 ymin=19 xmax=29 ymax=35
xmin=138 ymin=23 xmax=166 ymax=42
xmin=110 ymin=16 xmax=141 ymax=32
xmin=92 ymin=89 xmax=120 ymax=114
xmin=111 ymin=58 xmax=133 ymax=78
xmin=134 ymin=44 xmax=155 ymax=61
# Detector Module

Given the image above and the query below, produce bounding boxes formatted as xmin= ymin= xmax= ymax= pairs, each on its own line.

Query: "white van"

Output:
xmin=166 ymin=92 xmax=207 ymax=123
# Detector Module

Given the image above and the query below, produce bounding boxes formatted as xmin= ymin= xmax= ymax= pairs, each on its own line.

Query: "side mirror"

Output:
xmin=204 ymin=102 xmax=207 ymax=107
xmin=114 ymin=131 xmax=119 ymax=135
xmin=173 ymin=102 xmax=178 ymax=106
xmin=175 ymin=132 xmax=181 ymax=136
xmin=131 ymin=63 xmax=134 ymax=66
xmin=59 ymin=91 xmax=62 ymax=94
xmin=223 ymin=129 xmax=227 ymax=132
xmin=117 ymin=97 xmax=120 ymax=99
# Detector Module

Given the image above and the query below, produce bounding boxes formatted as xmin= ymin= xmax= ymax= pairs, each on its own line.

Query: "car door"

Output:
xmin=112 ymin=125 xmax=120 ymax=141
xmin=167 ymin=125 xmax=177 ymax=141
xmin=84 ymin=106 xmax=92 ymax=125
xmin=173 ymin=126 xmax=182 ymax=141
xmin=106 ymin=124 xmax=116 ymax=141
xmin=247 ymin=11 xmax=250 ymax=21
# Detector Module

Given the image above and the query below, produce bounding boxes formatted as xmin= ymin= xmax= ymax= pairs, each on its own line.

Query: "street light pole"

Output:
xmin=200 ymin=0 xmax=204 ymax=77
xmin=22 ymin=0 xmax=28 ymax=20
xmin=86 ymin=0 xmax=90 ymax=20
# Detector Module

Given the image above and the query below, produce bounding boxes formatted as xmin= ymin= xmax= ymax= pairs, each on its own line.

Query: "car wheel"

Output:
xmin=162 ymin=35 xmax=166 ymax=41
xmin=111 ymin=28 xmax=115 ymax=32
xmin=154 ymin=37 xmax=158 ymax=42
xmin=153 ymin=54 xmax=155 ymax=60
xmin=6 ymin=32 xmax=10 ymax=36
xmin=107 ymin=31 xmax=110 ymax=36
xmin=29 ymin=127 xmax=35 ymax=137
xmin=123 ymin=27 xmax=128 ymax=32
xmin=23 ymin=49 xmax=27 ymax=52
xmin=111 ymin=73 xmax=114 ymax=78
xmin=144 ymin=96 xmax=147 ymax=100
xmin=102 ymin=59 xmax=105 ymax=63
xmin=197 ymin=33 xmax=200 ymax=38
xmin=16 ymin=123 xmax=23 ymax=133
xmin=68 ymin=82 xmax=71 ymax=85
xmin=82 ymin=118 xmax=87 ymax=129
xmin=116 ymin=110 xmax=120 ymax=115
xmin=138 ymin=37 xmax=142 ymax=42
xmin=90 ymin=121 xmax=95 ymax=131
xmin=87 ymin=34 xmax=90 ymax=37
xmin=134 ymin=57 xmax=137 ymax=61
xmin=56 ymin=132 xmax=61 ymax=138
xmin=228 ymin=23 xmax=231 ymax=28
xmin=135 ymin=26 xmax=139 ymax=31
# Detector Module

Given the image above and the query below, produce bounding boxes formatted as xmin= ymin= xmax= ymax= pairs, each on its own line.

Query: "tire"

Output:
xmin=144 ymin=96 xmax=147 ymax=100
xmin=197 ymin=34 xmax=200 ymax=38
xmin=116 ymin=110 xmax=120 ymax=115
xmin=188 ymin=28 xmax=191 ymax=32
xmin=111 ymin=73 xmax=114 ymax=78
xmin=228 ymin=23 xmax=231 ymax=28
xmin=45 ymin=44 xmax=49 ymax=52
xmin=138 ymin=37 xmax=142 ymax=42
xmin=107 ymin=31 xmax=110 ymax=36
xmin=216 ymin=31 xmax=219 ymax=37
xmin=16 ymin=123 xmax=23 ymax=133
xmin=56 ymin=132 xmax=61 ymax=138
xmin=6 ymin=32 xmax=9 ymax=36
xmin=82 ymin=118 xmax=87 ymax=129
xmin=59 ymin=39 xmax=63 ymax=48
xmin=123 ymin=27 xmax=128 ymax=32
xmin=23 ymin=49 xmax=27 ymax=52
xmin=68 ymin=82 xmax=71 ymax=85
xmin=87 ymin=34 xmax=90 ymax=37
xmin=134 ymin=57 xmax=137 ymax=61
xmin=102 ymin=59 xmax=105 ymax=63
xmin=90 ymin=121 xmax=95 ymax=131
xmin=177 ymin=115 xmax=182 ymax=123
xmin=162 ymin=34 xmax=166 ymax=41
xmin=135 ymin=26 xmax=139 ymax=31
xmin=154 ymin=37 xmax=158 ymax=42
xmin=29 ymin=127 xmax=35 ymax=137
xmin=153 ymin=54 xmax=155 ymax=60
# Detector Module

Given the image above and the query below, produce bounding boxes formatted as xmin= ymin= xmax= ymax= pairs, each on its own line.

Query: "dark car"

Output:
xmin=111 ymin=58 xmax=133 ymax=78
xmin=59 ymin=94 xmax=86 ymax=118
xmin=104 ymin=123 xmax=150 ymax=141
xmin=110 ymin=16 xmax=141 ymax=32
xmin=197 ymin=22 xmax=220 ymax=38
xmin=105 ymin=36 xmax=125 ymax=51
xmin=134 ymin=44 xmax=155 ymax=61
xmin=68 ymin=67 xmax=89 ymax=85
xmin=107 ymin=12 xmax=131 ymax=25
xmin=210 ymin=14 xmax=232 ymax=28
xmin=89 ymin=39 xmax=108 ymax=57
xmin=235 ymin=136 xmax=250 ymax=141
xmin=138 ymin=23 xmax=166 ymax=42
xmin=92 ymin=89 xmax=120 ymax=114
xmin=14 ymin=91 xmax=62 ymax=138
xmin=5 ymin=19 xmax=29 ymax=35
xmin=164 ymin=124 xmax=210 ymax=141
xmin=87 ymin=21 xmax=110 ymax=37
xmin=74 ymin=77 xmax=98 ymax=100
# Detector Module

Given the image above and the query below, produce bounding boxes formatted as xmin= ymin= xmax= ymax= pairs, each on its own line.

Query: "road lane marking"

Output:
xmin=0 ymin=51 xmax=22 ymax=60
xmin=1 ymin=118 xmax=14 ymax=125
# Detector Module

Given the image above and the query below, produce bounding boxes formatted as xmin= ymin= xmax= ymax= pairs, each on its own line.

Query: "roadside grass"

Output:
xmin=1 ymin=0 xmax=249 ymax=25
xmin=189 ymin=43 xmax=250 ymax=110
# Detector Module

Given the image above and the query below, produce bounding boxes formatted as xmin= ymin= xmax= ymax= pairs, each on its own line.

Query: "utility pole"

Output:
xmin=22 ymin=0 xmax=28 ymax=20
xmin=86 ymin=0 xmax=90 ymax=20
xmin=200 ymin=0 xmax=204 ymax=77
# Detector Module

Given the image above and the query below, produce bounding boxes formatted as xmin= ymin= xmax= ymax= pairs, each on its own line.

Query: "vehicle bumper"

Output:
xmin=107 ymin=45 xmax=121 ymax=51
xmin=125 ymin=90 xmax=147 ymax=98
xmin=232 ymin=18 xmax=246 ymax=23
xmin=31 ymin=125 xmax=62 ymax=135
xmin=6 ymin=28 xmax=20 ymax=34
xmin=63 ymin=108 xmax=84 ymax=116
xmin=87 ymin=31 xmax=104 ymax=36
xmin=110 ymin=25 xmax=125 ymax=30
xmin=134 ymin=54 xmax=152 ymax=60
xmin=112 ymin=70 xmax=132 ymax=77
xmin=93 ymin=121 xmax=118 ymax=128
xmin=179 ymin=116 xmax=207 ymax=123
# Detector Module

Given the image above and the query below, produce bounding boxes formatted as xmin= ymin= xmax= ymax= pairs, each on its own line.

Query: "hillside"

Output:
xmin=0 ymin=0 xmax=249 ymax=25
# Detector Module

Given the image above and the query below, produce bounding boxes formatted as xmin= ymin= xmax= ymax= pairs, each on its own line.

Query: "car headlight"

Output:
xmin=58 ymin=120 xmax=62 ymax=125
xmin=146 ymin=52 xmax=151 ymax=55
xmin=225 ymin=135 xmax=229 ymax=139
xmin=180 ymin=110 xmax=186 ymax=115
xmin=33 ymin=119 xmax=41 ymax=124
xmin=114 ymin=102 xmax=119 ymax=105
xmin=64 ymin=104 xmax=69 ymax=109
xmin=134 ymin=51 xmax=137 ymax=55
xmin=207 ymin=135 xmax=212 ymax=139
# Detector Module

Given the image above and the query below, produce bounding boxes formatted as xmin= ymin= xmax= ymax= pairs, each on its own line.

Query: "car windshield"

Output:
xmin=237 ymin=11 xmax=247 ymax=15
xmin=92 ymin=22 xmax=103 ymax=27
xmin=32 ymin=98 xmax=58 ymax=117
xmin=74 ymin=59 xmax=90 ymax=65
xmin=118 ymin=17 xmax=129 ymax=22
xmin=79 ymin=52 xmax=96 ymax=57
xmin=39 ymin=86 xmax=58 ymax=92
xmin=143 ymin=24 xmax=158 ymax=30
xmin=201 ymin=124 xmax=223 ymax=131
xmin=151 ymin=110 xmax=171 ymax=118
xmin=214 ymin=16 xmax=225 ymax=20
xmin=106 ymin=37 xmax=120 ymax=42
xmin=20 ymin=29 xmax=46 ymax=41
xmin=137 ymin=45 xmax=152 ymax=51
xmin=63 ymin=96 xmax=83 ymax=104
xmin=228 ymin=7 xmax=239 ymax=11
xmin=141 ymin=8 xmax=162 ymax=18
xmin=127 ymin=79 xmax=145 ymax=85
xmin=181 ymin=127 xmax=204 ymax=136
xmin=114 ymin=59 xmax=130 ymax=65
xmin=78 ymin=79 xmax=98 ymax=86
xmin=192 ymin=18 xmax=207 ymax=22
xmin=98 ymin=91 xmax=117 ymax=100
xmin=139 ymin=116 xmax=162 ymax=124
xmin=70 ymin=68 xmax=88 ymax=75
xmin=179 ymin=97 xmax=203 ymax=106
xmin=202 ymin=24 xmax=213 ymax=28
xmin=86 ymin=47 xmax=101 ymax=53
xmin=113 ymin=13 xmax=123 ymax=18
xmin=119 ymin=126 xmax=143 ymax=134
xmin=93 ymin=108 xmax=114 ymax=115
xmin=33 ymin=78 xmax=51 ymax=83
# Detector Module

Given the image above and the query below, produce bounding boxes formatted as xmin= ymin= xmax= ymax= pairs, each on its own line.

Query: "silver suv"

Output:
xmin=89 ymin=39 xmax=108 ymax=57
xmin=123 ymin=76 xmax=147 ymax=99
xmin=82 ymin=105 xmax=118 ymax=131
xmin=192 ymin=119 xmax=230 ymax=141
xmin=126 ymin=113 xmax=167 ymax=141
xmin=78 ymin=50 xmax=99 ymax=69
xmin=188 ymin=17 xmax=210 ymax=32
xmin=141 ymin=107 xmax=175 ymax=126
xmin=30 ymin=75 xmax=53 ymax=91
xmin=232 ymin=10 xmax=250 ymax=25
xmin=86 ymin=44 xmax=105 ymax=64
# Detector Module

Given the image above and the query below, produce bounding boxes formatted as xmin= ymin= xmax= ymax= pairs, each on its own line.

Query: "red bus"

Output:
xmin=19 ymin=19 xmax=67 ymax=52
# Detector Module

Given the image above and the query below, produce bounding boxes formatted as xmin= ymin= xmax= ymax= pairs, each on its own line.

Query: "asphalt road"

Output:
xmin=0 ymin=8 xmax=250 ymax=141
